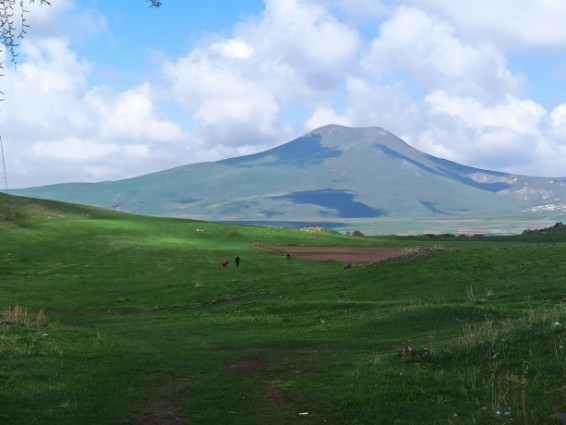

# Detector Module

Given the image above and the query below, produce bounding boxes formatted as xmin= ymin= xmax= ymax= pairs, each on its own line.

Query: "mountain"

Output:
xmin=10 ymin=125 xmax=566 ymax=234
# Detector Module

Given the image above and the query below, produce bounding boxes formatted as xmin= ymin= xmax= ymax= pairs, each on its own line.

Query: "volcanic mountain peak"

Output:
xmin=230 ymin=124 xmax=418 ymax=170
xmin=307 ymin=124 xmax=409 ymax=150
xmin=9 ymin=124 xmax=566 ymax=234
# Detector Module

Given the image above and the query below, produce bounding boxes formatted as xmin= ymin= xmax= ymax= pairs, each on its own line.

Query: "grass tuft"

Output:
xmin=0 ymin=306 xmax=46 ymax=327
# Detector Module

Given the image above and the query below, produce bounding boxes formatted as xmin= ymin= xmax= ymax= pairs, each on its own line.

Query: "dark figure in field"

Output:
xmin=286 ymin=253 xmax=291 ymax=260
xmin=222 ymin=260 xmax=229 ymax=268
xmin=235 ymin=256 xmax=241 ymax=268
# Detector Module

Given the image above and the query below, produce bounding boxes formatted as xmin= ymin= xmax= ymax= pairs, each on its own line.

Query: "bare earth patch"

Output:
xmin=255 ymin=245 xmax=418 ymax=263
xmin=226 ymin=355 xmax=293 ymax=405
xmin=132 ymin=373 xmax=187 ymax=425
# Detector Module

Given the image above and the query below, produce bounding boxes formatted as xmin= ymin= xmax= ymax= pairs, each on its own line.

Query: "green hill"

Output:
xmin=0 ymin=192 xmax=122 ymax=222
xmin=1 ymin=194 xmax=564 ymax=424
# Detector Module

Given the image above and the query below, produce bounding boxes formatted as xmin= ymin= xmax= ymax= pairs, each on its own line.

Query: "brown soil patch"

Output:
xmin=132 ymin=373 xmax=187 ymax=425
xmin=226 ymin=356 xmax=292 ymax=405
xmin=138 ymin=400 xmax=185 ymax=425
xmin=255 ymin=245 xmax=417 ymax=264
xmin=265 ymin=381 xmax=291 ymax=403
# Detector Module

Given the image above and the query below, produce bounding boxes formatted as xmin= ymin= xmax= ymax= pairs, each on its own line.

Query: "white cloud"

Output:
xmin=425 ymin=91 xmax=546 ymax=136
xmin=410 ymin=0 xmax=566 ymax=49
xmin=549 ymin=103 xmax=566 ymax=140
xmin=3 ymin=38 xmax=90 ymax=139
xmin=211 ymin=39 xmax=254 ymax=59
xmin=363 ymin=7 xmax=524 ymax=103
xmin=304 ymin=76 xmax=422 ymax=140
xmin=163 ymin=0 xmax=360 ymax=150
xmin=163 ymin=50 xmax=282 ymax=147
xmin=20 ymin=39 xmax=88 ymax=93
xmin=411 ymin=91 xmax=557 ymax=173
xmin=252 ymin=0 xmax=360 ymax=71
xmin=318 ymin=0 xmax=390 ymax=20
xmin=4 ymin=0 xmax=566 ymax=189
xmin=346 ymin=4 xmax=566 ymax=177
xmin=1 ymin=35 xmax=187 ymax=187
xmin=86 ymin=85 xmax=185 ymax=144
xmin=31 ymin=138 xmax=119 ymax=161
xmin=305 ymin=105 xmax=351 ymax=130
xmin=22 ymin=0 xmax=74 ymax=35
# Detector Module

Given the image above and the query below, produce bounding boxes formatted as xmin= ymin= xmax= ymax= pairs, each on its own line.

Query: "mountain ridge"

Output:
xmin=9 ymin=124 xmax=566 ymax=234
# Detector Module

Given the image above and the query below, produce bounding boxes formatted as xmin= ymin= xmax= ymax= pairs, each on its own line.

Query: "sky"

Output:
xmin=2 ymin=0 xmax=566 ymax=189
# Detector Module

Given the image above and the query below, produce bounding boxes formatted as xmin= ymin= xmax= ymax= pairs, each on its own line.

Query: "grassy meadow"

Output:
xmin=1 ymin=193 xmax=565 ymax=424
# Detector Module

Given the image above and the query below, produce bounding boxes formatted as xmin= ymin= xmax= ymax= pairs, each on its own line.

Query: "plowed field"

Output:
xmin=255 ymin=245 xmax=416 ymax=263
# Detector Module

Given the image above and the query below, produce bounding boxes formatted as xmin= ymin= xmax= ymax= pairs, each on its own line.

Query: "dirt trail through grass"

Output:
xmin=132 ymin=373 xmax=187 ymax=425
xmin=41 ymin=290 xmax=270 ymax=315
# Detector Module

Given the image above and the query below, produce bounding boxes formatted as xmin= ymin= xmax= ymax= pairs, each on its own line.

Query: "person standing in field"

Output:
xmin=235 ymin=256 xmax=241 ymax=268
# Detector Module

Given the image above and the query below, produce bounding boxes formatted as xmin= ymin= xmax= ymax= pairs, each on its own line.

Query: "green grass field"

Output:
xmin=1 ymin=193 xmax=564 ymax=424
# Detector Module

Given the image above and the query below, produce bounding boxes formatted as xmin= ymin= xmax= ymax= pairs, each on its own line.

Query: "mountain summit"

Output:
xmin=12 ymin=125 xmax=566 ymax=234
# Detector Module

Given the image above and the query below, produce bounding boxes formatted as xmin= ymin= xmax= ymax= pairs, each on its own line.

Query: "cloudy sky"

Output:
xmin=2 ymin=0 xmax=566 ymax=189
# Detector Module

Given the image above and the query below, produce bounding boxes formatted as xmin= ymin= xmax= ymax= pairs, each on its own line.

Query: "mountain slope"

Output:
xmin=10 ymin=125 xmax=566 ymax=232
xmin=0 ymin=191 xmax=122 ymax=222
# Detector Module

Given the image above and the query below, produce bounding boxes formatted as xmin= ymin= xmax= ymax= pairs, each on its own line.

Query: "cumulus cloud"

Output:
xmin=2 ymin=39 xmax=90 ymax=140
xmin=30 ymin=138 xmax=141 ymax=162
xmin=409 ymin=0 xmax=566 ymax=49
xmin=363 ymin=7 xmax=524 ymax=103
xmin=86 ymin=85 xmax=185 ymax=144
xmin=318 ymin=0 xmax=390 ymax=20
xmin=425 ymin=92 xmax=546 ymax=136
xmin=306 ymin=105 xmax=352 ymax=130
xmin=4 ymin=0 xmax=566 ymax=189
xmin=211 ymin=39 xmax=254 ymax=59
xmin=549 ymin=104 xmax=566 ymax=140
xmin=163 ymin=0 xmax=360 ymax=151
xmin=19 ymin=0 xmax=74 ymax=35
xmin=163 ymin=48 xmax=282 ymax=148
xmin=1 ymin=36 xmax=187 ymax=187
xmin=351 ymin=4 xmax=566 ymax=177
xmin=304 ymin=76 xmax=421 ymax=141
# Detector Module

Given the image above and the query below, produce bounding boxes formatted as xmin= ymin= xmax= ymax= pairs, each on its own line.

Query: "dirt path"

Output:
xmin=132 ymin=373 xmax=187 ymax=425
xmin=42 ymin=290 xmax=270 ymax=315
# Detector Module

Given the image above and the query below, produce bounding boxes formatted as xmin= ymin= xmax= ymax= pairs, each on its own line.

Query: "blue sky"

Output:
xmin=2 ymin=0 xmax=566 ymax=188
xmin=75 ymin=1 xmax=266 ymax=89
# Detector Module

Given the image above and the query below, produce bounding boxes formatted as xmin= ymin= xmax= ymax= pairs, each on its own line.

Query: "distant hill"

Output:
xmin=519 ymin=221 xmax=566 ymax=240
xmin=9 ymin=125 xmax=566 ymax=234
xmin=0 ymin=192 xmax=121 ymax=222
